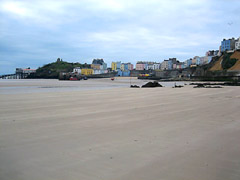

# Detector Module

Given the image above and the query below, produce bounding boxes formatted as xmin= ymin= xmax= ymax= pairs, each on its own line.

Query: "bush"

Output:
xmin=221 ymin=52 xmax=237 ymax=69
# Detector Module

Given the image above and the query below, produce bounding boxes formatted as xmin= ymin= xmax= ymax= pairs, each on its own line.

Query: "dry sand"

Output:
xmin=0 ymin=79 xmax=240 ymax=180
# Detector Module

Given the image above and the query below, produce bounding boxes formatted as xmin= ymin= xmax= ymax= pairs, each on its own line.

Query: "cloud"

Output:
xmin=0 ymin=0 xmax=240 ymax=74
xmin=2 ymin=1 xmax=30 ymax=16
xmin=81 ymin=27 xmax=219 ymax=51
xmin=0 ymin=0 xmax=210 ymax=25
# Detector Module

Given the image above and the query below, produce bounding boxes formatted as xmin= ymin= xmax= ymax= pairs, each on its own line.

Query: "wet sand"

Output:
xmin=0 ymin=79 xmax=240 ymax=180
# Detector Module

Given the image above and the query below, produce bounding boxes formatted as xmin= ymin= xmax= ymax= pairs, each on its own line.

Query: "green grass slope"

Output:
xmin=29 ymin=58 xmax=91 ymax=79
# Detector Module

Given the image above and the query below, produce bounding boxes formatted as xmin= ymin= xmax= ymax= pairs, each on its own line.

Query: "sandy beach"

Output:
xmin=0 ymin=78 xmax=240 ymax=180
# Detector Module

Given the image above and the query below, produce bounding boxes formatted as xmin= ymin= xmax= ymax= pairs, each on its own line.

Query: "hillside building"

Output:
xmin=120 ymin=64 xmax=125 ymax=71
xmin=15 ymin=68 xmax=36 ymax=79
xmin=136 ymin=62 xmax=145 ymax=70
xmin=153 ymin=63 xmax=161 ymax=70
xmin=235 ymin=38 xmax=240 ymax=50
xmin=221 ymin=38 xmax=236 ymax=52
xmin=111 ymin=62 xmax=117 ymax=71
xmin=147 ymin=62 xmax=154 ymax=70
xmin=116 ymin=61 xmax=121 ymax=69
xmin=206 ymin=50 xmax=219 ymax=57
xmin=127 ymin=63 xmax=134 ymax=70
xmin=73 ymin=67 xmax=81 ymax=74
xmin=92 ymin=59 xmax=107 ymax=70
xmin=161 ymin=60 xmax=169 ymax=70
xmin=81 ymin=69 xmax=93 ymax=75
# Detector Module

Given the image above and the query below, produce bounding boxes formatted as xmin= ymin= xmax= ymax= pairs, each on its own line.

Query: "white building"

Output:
xmin=22 ymin=68 xmax=36 ymax=74
xmin=94 ymin=69 xmax=101 ymax=74
xmin=235 ymin=38 xmax=240 ymax=50
xmin=15 ymin=68 xmax=36 ymax=79
xmin=16 ymin=68 xmax=36 ymax=75
xmin=94 ymin=69 xmax=108 ymax=74
xmin=73 ymin=67 xmax=81 ymax=74
xmin=147 ymin=62 xmax=154 ymax=70
xmin=153 ymin=63 xmax=161 ymax=70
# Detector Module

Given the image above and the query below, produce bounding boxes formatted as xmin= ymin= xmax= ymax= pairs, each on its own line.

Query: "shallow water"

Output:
xmin=0 ymin=79 xmax=187 ymax=94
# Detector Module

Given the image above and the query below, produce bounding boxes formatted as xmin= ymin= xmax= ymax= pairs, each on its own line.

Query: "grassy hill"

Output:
xmin=209 ymin=51 xmax=240 ymax=71
xmin=228 ymin=51 xmax=240 ymax=70
xmin=29 ymin=58 xmax=91 ymax=79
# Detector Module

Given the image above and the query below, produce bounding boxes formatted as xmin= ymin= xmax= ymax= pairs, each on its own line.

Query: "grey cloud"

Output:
xmin=0 ymin=0 xmax=240 ymax=74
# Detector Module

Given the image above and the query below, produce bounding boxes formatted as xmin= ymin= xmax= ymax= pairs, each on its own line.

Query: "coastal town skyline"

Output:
xmin=2 ymin=36 xmax=240 ymax=77
xmin=1 ymin=0 xmax=240 ymax=75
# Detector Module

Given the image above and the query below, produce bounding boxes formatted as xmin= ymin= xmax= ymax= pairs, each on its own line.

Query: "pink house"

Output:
xmin=136 ymin=63 xmax=145 ymax=70
xmin=173 ymin=64 xmax=177 ymax=69
xmin=128 ymin=63 xmax=134 ymax=70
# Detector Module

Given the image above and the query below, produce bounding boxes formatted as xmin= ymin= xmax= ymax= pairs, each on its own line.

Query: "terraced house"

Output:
xmin=221 ymin=38 xmax=236 ymax=52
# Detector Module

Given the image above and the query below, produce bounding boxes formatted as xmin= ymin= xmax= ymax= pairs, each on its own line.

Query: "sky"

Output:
xmin=0 ymin=0 xmax=240 ymax=74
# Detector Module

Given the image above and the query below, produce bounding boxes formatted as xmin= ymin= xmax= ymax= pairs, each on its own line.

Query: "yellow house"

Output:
xmin=111 ymin=62 xmax=117 ymax=71
xmin=81 ymin=69 xmax=93 ymax=75
xmin=120 ymin=64 xmax=125 ymax=71
xmin=91 ymin=64 xmax=101 ymax=70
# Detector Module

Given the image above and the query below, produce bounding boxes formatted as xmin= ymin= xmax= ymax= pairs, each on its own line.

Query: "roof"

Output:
xmin=23 ymin=69 xmax=36 ymax=71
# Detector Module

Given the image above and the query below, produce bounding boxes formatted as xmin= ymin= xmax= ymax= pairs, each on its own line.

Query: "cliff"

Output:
xmin=209 ymin=51 xmax=240 ymax=71
xmin=152 ymin=51 xmax=240 ymax=81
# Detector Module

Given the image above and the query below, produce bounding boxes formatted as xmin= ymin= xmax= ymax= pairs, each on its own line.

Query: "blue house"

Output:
xmin=187 ymin=59 xmax=192 ymax=67
xmin=116 ymin=61 xmax=121 ymax=70
xmin=124 ymin=63 xmax=129 ymax=71
xmin=168 ymin=60 xmax=173 ymax=70
xmin=221 ymin=38 xmax=235 ymax=52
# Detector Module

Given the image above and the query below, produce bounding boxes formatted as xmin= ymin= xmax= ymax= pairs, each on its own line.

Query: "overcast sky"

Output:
xmin=0 ymin=0 xmax=240 ymax=74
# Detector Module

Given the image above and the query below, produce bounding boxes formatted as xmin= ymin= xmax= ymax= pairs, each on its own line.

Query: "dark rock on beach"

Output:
xmin=173 ymin=83 xmax=184 ymax=88
xmin=193 ymin=84 xmax=205 ymax=88
xmin=142 ymin=81 xmax=163 ymax=88
xmin=130 ymin=85 xmax=140 ymax=88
